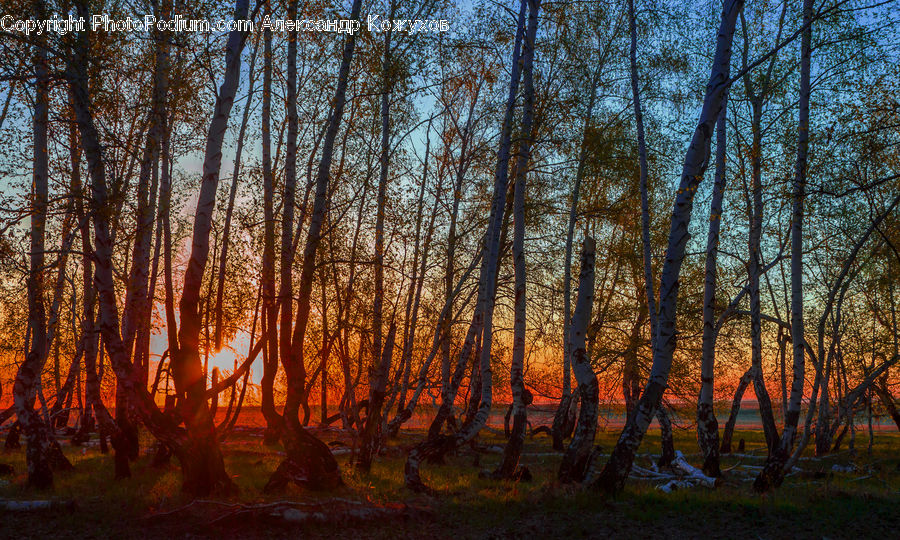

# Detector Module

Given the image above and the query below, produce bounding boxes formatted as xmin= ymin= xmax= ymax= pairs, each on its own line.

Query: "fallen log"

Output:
xmin=671 ymin=450 xmax=718 ymax=488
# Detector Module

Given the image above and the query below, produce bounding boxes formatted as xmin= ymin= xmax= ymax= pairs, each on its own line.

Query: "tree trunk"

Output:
xmin=720 ymin=367 xmax=753 ymax=454
xmin=279 ymin=0 xmax=303 ymax=431
xmin=387 ymin=252 xmax=481 ymax=436
xmin=874 ymin=379 xmax=900 ymax=430
xmin=592 ymin=0 xmax=743 ymax=495
xmin=170 ymin=0 xmax=250 ymax=496
xmin=697 ymin=93 xmax=729 ymax=477
xmin=392 ymin=120 xmax=437 ymax=432
xmin=358 ymin=13 xmax=396 ymax=472
xmin=14 ymin=38 xmax=58 ymax=489
xmin=357 ymin=323 xmax=397 ymax=472
xmin=754 ymin=0 xmax=811 ymax=491
xmin=559 ymin=238 xmax=598 ymax=483
xmin=267 ymin=0 xmax=362 ymax=491
xmin=494 ymin=37 xmax=538 ymax=475
xmin=656 ymin=408 xmax=676 ymax=467
xmin=405 ymin=0 xmax=533 ymax=493
xmin=747 ymin=109 xmax=780 ymax=454
xmin=552 ymin=40 xmax=598 ymax=453
xmin=259 ymin=4 xmax=282 ymax=445
xmin=787 ymin=193 xmax=900 ymax=469
xmin=214 ymin=36 xmax=260 ymax=351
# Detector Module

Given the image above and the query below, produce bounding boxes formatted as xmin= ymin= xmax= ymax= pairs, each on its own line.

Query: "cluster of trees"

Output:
xmin=0 ymin=0 xmax=897 ymax=497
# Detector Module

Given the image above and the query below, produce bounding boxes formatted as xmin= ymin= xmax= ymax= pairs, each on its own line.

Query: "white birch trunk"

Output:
xmin=697 ymin=94 xmax=728 ymax=477
xmin=754 ymin=0 xmax=811 ymax=491
xmin=558 ymin=238 xmax=598 ymax=483
xmin=593 ymin=0 xmax=744 ymax=494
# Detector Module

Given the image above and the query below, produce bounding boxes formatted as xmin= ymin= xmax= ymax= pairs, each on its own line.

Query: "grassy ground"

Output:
xmin=1 ymin=426 xmax=899 ymax=539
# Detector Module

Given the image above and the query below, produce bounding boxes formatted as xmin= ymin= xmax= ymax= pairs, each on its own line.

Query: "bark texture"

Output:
xmin=558 ymin=238 xmax=598 ymax=483
xmin=697 ymin=94 xmax=729 ymax=478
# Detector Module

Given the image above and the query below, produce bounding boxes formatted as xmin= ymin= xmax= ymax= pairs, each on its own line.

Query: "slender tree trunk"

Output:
xmin=463 ymin=0 xmax=539 ymax=446
xmin=358 ymin=14 xmax=396 ymax=473
xmin=259 ymin=3 xmax=282 ymax=445
xmin=68 ymin=66 xmax=137 ymax=479
xmin=405 ymin=0 xmax=532 ymax=492
xmin=115 ymin=6 xmax=170 ymax=462
xmin=747 ymin=100 xmax=779 ymax=453
xmin=874 ymin=379 xmax=900 ymax=430
xmin=392 ymin=120 xmax=436 ymax=431
xmin=14 ymin=39 xmax=61 ymax=489
xmin=623 ymin=308 xmax=645 ymax=422
xmin=171 ymin=0 xmax=252 ymax=495
xmin=552 ymin=53 xmax=598 ymax=453
xmin=628 ymin=0 xmax=677 ymax=465
xmin=439 ymin=72 xmax=482 ymax=420
xmin=357 ymin=322 xmax=397 ymax=472
xmin=754 ymin=0 xmax=811 ymax=491
xmin=160 ymin=65 xmax=177 ymax=359
xmin=494 ymin=19 xmax=538 ymax=476
xmin=279 ymin=0 xmax=303 ymax=431
xmin=697 ymin=93 xmax=729 ymax=477
xmin=592 ymin=0 xmax=743 ymax=495
xmin=559 ymin=238 xmax=598 ymax=483
xmin=387 ymin=252 xmax=481 ymax=436
xmin=69 ymin=108 xmax=97 ymax=448
xmin=266 ymin=0 xmax=362 ymax=492
xmin=720 ymin=367 xmax=753 ymax=454
xmin=214 ymin=36 xmax=260 ymax=351
xmin=786 ymin=193 xmax=900 ymax=469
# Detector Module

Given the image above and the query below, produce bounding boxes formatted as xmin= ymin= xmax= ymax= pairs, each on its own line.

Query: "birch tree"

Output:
xmin=358 ymin=0 xmax=398 ymax=472
xmin=405 ymin=0 xmax=535 ymax=492
xmin=753 ymin=0 xmax=812 ymax=491
xmin=265 ymin=0 xmax=363 ymax=492
xmin=13 ymin=32 xmax=70 ymax=488
xmin=558 ymin=238 xmax=598 ymax=483
xmin=259 ymin=0 xmax=282 ymax=445
xmin=593 ymin=0 xmax=744 ymax=494
xmin=493 ymin=2 xmax=539 ymax=477
xmin=696 ymin=93 xmax=729 ymax=478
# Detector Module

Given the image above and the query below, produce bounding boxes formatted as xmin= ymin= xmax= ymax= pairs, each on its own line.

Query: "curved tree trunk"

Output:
xmin=592 ymin=0 xmax=743 ymax=495
xmin=405 ymin=0 xmax=533 ymax=493
xmin=266 ymin=0 xmax=362 ymax=491
xmin=170 ymin=0 xmax=251 ymax=496
xmin=68 ymin=0 xmax=253 ymax=496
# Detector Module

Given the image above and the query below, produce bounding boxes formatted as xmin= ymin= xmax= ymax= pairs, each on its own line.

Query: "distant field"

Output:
xmin=217 ymin=404 xmax=900 ymax=432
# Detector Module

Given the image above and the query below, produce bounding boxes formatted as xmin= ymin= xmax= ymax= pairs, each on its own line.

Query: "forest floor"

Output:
xmin=1 ymin=422 xmax=899 ymax=539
